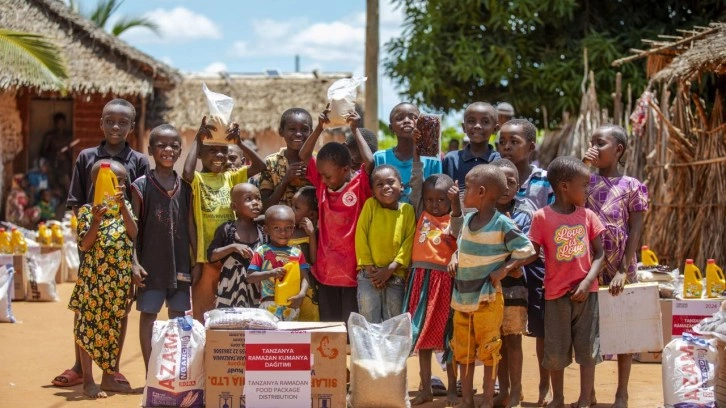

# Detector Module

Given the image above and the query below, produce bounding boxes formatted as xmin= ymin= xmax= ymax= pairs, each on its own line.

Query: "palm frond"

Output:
xmin=111 ymin=16 xmax=159 ymax=36
xmin=0 ymin=29 xmax=68 ymax=90
xmin=89 ymin=0 xmax=123 ymax=29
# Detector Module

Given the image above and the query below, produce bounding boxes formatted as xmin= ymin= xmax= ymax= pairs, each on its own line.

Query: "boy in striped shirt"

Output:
xmin=449 ymin=164 xmax=535 ymax=408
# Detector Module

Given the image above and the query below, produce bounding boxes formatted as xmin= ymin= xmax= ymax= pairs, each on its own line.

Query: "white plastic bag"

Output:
xmin=202 ymin=83 xmax=234 ymax=145
xmin=0 ymin=265 xmax=16 ymax=323
xmin=693 ymin=311 xmax=726 ymax=342
xmin=662 ymin=334 xmax=718 ymax=407
xmin=204 ymin=307 xmax=278 ymax=330
xmin=26 ymin=252 xmax=60 ymax=302
xmin=326 ymin=76 xmax=366 ymax=128
xmin=348 ymin=312 xmax=412 ymax=408
xmin=64 ymin=242 xmax=79 ymax=282
xmin=143 ymin=316 xmax=205 ymax=407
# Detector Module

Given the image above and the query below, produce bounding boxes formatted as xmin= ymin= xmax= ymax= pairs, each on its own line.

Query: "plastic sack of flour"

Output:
xmin=326 ymin=76 xmax=366 ymax=128
xmin=201 ymin=83 xmax=234 ymax=145
xmin=204 ymin=307 xmax=278 ymax=330
xmin=662 ymin=333 xmax=718 ymax=408
xmin=143 ymin=316 xmax=205 ymax=407
xmin=0 ymin=265 xmax=16 ymax=323
xmin=26 ymin=252 xmax=60 ymax=302
xmin=64 ymin=242 xmax=79 ymax=282
xmin=348 ymin=312 xmax=412 ymax=408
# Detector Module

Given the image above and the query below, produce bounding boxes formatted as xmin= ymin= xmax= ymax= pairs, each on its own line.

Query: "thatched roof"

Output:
xmin=0 ymin=0 xmax=179 ymax=96
xmin=153 ymin=73 xmax=352 ymax=134
xmin=612 ymin=22 xmax=726 ymax=83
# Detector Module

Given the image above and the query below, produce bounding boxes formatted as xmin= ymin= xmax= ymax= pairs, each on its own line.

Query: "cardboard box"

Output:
xmin=205 ymin=322 xmax=347 ymax=408
xmin=598 ymin=283 xmax=663 ymax=355
xmin=0 ymin=255 xmax=27 ymax=301
xmin=40 ymin=245 xmax=66 ymax=283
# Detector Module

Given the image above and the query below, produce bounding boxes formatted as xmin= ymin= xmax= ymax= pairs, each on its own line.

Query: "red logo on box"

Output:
xmin=246 ymin=343 xmax=311 ymax=371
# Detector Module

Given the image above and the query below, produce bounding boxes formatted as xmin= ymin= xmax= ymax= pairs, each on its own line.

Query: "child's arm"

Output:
xmin=409 ymin=133 xmax=425 ymax=217
xmin=261 ymin=161 xmax=306 ymax=210
xmin=300 ymin=218 xmax=317 ymax=265
xmin=571 ymin=235 xmax=604 ymax=302
xmin=130 ymin=187 xmax=147 ymax=288
xmin=287 ymin=266 xmax=311 ymax=309
xmin=78 ymin=205 xmax=106 ymax=252
xmin=116 ymin=186 xmax=137 ymax=240
xmin=183 ymin=117 xmax=211 ymax=183
xmin=610 ymin=211 xmax=645 ymax=295
xmin=524 ymin=242 xmax=541 ymax=265
xmin=207 ymin=224 xmax=254 ymax=263
xmin=246 ymin=268 xmax=286 ymax=284
xmin=490 ymin=256 xmax=533 ymax=284
xmin=347 ymin=111 xmax=374 ymax=174
xmin=232 ymin=126 xmax=267 ymax=177
xmin=299 ymin=106 xmax=330 ymax=163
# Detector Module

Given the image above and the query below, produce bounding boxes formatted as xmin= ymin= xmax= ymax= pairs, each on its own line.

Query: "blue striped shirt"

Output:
xmin=453 ymin=211 xmax=535 ymax=312
xmin=515 ymin=165 xmax=553 ymax=214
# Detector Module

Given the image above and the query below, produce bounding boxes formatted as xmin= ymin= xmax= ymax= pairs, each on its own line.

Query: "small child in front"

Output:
xmin=450 ymin=164 xmax=535 ymax=408
xmin=69 ymin=160 xmax=137 ymax=399
xmin=289 ymin=186 xmax=320 ymax=321
xmin=355 ymin=165 xmax=416 ymax=323
xmin=527 ymin=156 xmax=605 ymax=408
xmin=248 ymin=205 xmax=311 ymax=321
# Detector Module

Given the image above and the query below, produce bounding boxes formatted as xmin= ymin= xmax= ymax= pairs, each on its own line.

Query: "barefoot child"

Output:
xmin=374 ymin=102 xmax=441 ymax=203
xmin=405 ymin=146 xmax=463 ymax=406
xmin=182 ymin=117 xmax=266 ymax=322
xmin=207 ymin=183 xmax=266 ymax=308
xmin=289 ymin=186 xmax=320 ymax=321
xmin=69 ymin=160 xmax=137 ymax=398
xmin=131 ymin=124 xmax=193 ymax=373
xmin=54 ymin=98 xmax=148 ymax=390
xmin=355 ymin=165 xmax=416 ymax=323
xmin=248 ymin=205 xmax=311 ymax=320
xmin=527 ymin=156 xmax=605 ymax=408
xmin=258 ymin=108 xmax=314 ymax=208
xmin=584 ymin=124 xmax=648 ymax=408
xmin=299 ymin=109 xmax=374 ymax=323
xmin=451 ymin=164 xmax=535 ymax=408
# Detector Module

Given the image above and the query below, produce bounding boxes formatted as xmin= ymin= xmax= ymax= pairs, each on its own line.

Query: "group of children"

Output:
xmin=50 ymin=97 xmax=648 ymax=408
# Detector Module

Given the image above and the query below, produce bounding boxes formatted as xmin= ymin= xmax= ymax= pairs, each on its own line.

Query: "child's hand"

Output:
xmin=268 ymin=267 xmax=286 ymax=280
xmin=91 ymin=204 xmax=107 ymax=222
xmin=346 ymin=110 xmax=361 ymax=131
xmin=583 ymin=147 xmax=599 ymax=165
xmin=225 ymin=122 xmax=241 ymax=144
xmin=196 ymin=116 xmax=215 ymax=141
xmin=447 ymin=257 xmax=457 ymax=277
xmin=299 ymin=217 xmax=315 ymax=237
xmin=232 ymin=243 xmax=253 ymax=259
xmin=283 ymin=162 xmax=306 ymax=183
xmin=191 ymin=263 xmax=202 ymax=284
xmin=609 ymin=270 xmax=627 ymax=296
xmin=317 ymin=104 xmax=331 ymax=128
xmin=113 ymin=185 xmax=125 ymax=204
xmin=287 ymin=292 xmax=306 ymax=309
xmin=509 ymin=267 xmax=523 ymax=278
xmin=132 ymin=263 xmax=148 ymax=288
xmin=370 ymin=263 xmax=395 ymax=288
xmin=570 ymin=280 xmax=591 ymax=302
xmin=490 ymin=266 xmax=508 ymax=284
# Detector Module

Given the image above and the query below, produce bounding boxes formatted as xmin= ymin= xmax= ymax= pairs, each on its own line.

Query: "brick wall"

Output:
xmin=71 ymin=93 xmax=141 ymax=160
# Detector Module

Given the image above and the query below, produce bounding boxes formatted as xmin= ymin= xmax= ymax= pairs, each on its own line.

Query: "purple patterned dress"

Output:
xmin=586 ymin=174 xmax=649 ymax=284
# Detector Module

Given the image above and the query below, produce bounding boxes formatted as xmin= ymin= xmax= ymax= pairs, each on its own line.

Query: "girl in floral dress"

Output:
xmin=68 ymin=161 xmax=137 ymax=399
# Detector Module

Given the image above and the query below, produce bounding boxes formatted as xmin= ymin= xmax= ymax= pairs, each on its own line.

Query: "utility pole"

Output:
xmin=364 ymin=0 xmax=379 ymax=133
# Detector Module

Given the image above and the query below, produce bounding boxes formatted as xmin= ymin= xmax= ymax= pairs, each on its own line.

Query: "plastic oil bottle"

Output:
xmin=683 ymin=259 xmax=704 ymax=299
xmin=93 ymin=162 xmax=119 ymax=214
xmin=37 ymin=222 xmax=52 ymax=246
xmin=706 ymin=259 xmax=725 ymax=298
xmin=51 ymin=224 xmax=64 ymax=247
xmin=10 ymin=227 xmax=27 ymax=254
xmin=275 ymin=258 xmax=301 ymax=306
xmin=641 ymin=245 xmax=659 ymax=267
xmin=0 ymin=228 xmax=11 ymax=254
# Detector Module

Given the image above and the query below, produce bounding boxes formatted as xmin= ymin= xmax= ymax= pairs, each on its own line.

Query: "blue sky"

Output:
xmin=106 ymin=0 xmax=407 ymax=121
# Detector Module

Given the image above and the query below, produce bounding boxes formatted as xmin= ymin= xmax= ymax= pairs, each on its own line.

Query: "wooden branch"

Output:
xmin=612 ymin=26 xmax=717 ymax=67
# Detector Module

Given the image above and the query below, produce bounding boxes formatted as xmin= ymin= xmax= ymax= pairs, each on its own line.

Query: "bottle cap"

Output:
xmin=685 ymin=259 xmax=694 ymax=265
xmin=10 ymin=227 xmax=16 ymax=232
xmin=642 ymin=245 xmax=649 ymax=250
xmin=101 ymin=163 xmax=111 ymax=168
xmin=707 ymin=259 xmax=716 ymax=264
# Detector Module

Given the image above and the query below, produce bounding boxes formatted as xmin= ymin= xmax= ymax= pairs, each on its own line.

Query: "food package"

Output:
xmin=693 ymin=311 xmax=726 ymax=342
xmin=326 ymin=76 xmax=366 ymax=128
xmin=348 ymin=312 xmax=412 ymax=408
xmin=204 ymin=307 xmax=278 ymax=330
xmin=662 ymin=333 xmax=718 ymax=408
xmin=0 ymin=265 xmax=15 ymax=323
xmin=201 ymin=83 xmax=235 ymax=145
xmin=26 ymin=251 xmax=60 ymax=302
xmin=143 ymin=316 xmax=205 ymax=407
xmin=415 ymin=114 xmax=441 ymax=157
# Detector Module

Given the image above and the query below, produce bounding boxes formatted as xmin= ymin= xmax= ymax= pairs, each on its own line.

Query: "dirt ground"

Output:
xmin=0 ymin=282 xmax=666 ymax=407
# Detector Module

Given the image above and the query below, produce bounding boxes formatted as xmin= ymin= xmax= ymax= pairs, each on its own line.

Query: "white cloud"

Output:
xmin=202 ymin=61 xmax=228 ymax=73
xmin=120 ymin=7 xmax=222 ymax=44
xmin=159 ymin=56 xmax=174 ymax=65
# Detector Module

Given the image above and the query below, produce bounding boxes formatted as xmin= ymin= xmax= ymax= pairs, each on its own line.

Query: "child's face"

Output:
xmin=316 ymin=159 xmax=350 ymax=191
xmin=371 ymin=168 xmax=402 ymax=210
xmin=462 ymin=105 xmax=498 ymax=146
xmin=589 ymin=129 xmax=623 ymax=169
xmin=280 ymin=113 xmax=312 ymax=152
xmin=226 ymin=145 xmax=245 ymax=171
xmin=231 ymin=184 xmax=262 ymax=220
xmin=265 ymin=214 xmax=296 ymax=247
xmin=200 ymin=144 xmax=229 ymax=173
xmin=498 ymin=124 xmax=534 ymax=165
xmin=345 ymin=142 xmax=362 ymax=171
xmin=423 ymin=183 xmax=451 ymax=217
xmin=292 ymin=194 xmax=316 ymax=225
xmin=562 ymin=172 xmax=590 ymax=207
xmin=497 ymin=167 xmax=519 ymax=205
xmin=388 ymin=104 xmax=420 ymax=139
xmin=100 ymin=105 xmax=135 ymax=147
xmin=149 ymin=130 xmax=182 ymax=170
xmin=41 ymin=191 xmax=53 ymax=202
xmin=462 ymin=173 xmax=500 ymax=209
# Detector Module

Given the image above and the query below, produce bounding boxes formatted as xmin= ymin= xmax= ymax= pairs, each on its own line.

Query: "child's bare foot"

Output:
xmin=507 ymin=385 xmax=523 ymax=408
xmin=492 ymin=392 xmax=509 ymax=407
xmin=538 ymin=384 xmax=550 ymax=406
xmin=411 ymin=390 xmax=434 ymax=406
xmin=83 ymin=383 xmax=108 ymax=399
xmin=446 ymin=390 xmax=459 ymax=407
xmin=611 ymin=394 xmax=628 ymax=408
xmin=455 ymin=402 xmax=476 ymax=408
xmin=100 ymin=374 xmax=134 ymax=394
xmin=545 ymin=396 xmax=565 ymax=408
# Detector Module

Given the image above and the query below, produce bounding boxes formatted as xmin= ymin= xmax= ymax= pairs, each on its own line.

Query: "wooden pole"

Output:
xmin=364 ymin=0 xmax=379 ymax=133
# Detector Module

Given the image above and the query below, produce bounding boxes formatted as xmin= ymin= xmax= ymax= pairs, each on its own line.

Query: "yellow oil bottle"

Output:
xmin=70 ymin=214 xmax=78 ymax=234
xmin=93 ymin=163 xmax=119 ymax=214
xmin=10 ymin=227 xmax=27 ymax=254
xmin=683 ymin=259 xmax=704 ymax=299
xmin=0 ymin=228 xmax=11 ymax=254
xmin=706 ymin=259 xmax=725 ymax=298
xmin=37 ymin=222 xmax=52 ymax=246
xmin=641 ymin=245 xmax=659 ymax=267
xmin=275 ymin=258 xmax=301 ymax=306
xmin=51 ymin=224 xmax=64 ymax=247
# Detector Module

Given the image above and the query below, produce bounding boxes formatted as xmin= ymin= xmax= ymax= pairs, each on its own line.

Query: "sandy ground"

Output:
xmin=0 ymin=282 xmax=666 ymax=407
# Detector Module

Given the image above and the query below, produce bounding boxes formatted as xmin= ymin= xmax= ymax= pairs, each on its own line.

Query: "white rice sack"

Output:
xmin=662 ymin=334 xmax=718 ymax=407
xmin=204 ymin=307 xmax=278 ymax=330
xmin=143 ymin=316 xmax=205 ymax=407
xmin=26 ymin=252 xmax=60 ymax=302
xmin=326 ymin=76 xmax=366 ymax=128
xmin=0 ymin=265 xmax=16 ymax=323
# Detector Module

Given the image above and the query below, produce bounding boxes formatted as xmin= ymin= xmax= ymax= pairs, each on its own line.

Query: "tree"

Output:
xmin=0 ymin=29 xmax=68 ymax=89
xmin=69 ymin=0 xmax=159 ymax=37
xmin=384 ymin=0 xmax=725 ymax=125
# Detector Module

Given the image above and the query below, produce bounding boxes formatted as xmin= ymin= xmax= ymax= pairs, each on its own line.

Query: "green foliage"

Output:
xmin=0 ymin=29 xmax=68 ymax=90
xmin=385 ymin=0 xmax=725 ymax=126
xmin=70 ymin=0 xmax=159 ymax=37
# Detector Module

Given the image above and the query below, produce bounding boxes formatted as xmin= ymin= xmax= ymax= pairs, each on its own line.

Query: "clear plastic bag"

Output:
xmin=64 ymin=242 xmax=79 ymax=282
xmin=202 ymin=83 xmax=235 ymax=145
xmin=693 ymin=311 xmax=726 ymax=342
xmin=415 ymin=113 xmax=441 ymax=157
xmin=326 ymin=76 xmax=366 ymax=128
xmin=0 ymin=265 xmax=15 ymax=323
xmin=348 ymin=312 xmax=412 ymax=408
xmin=26 ymin=252 xmax=60 ymax=302
xmin=204 ymin=307 xmax=279 ymax=330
